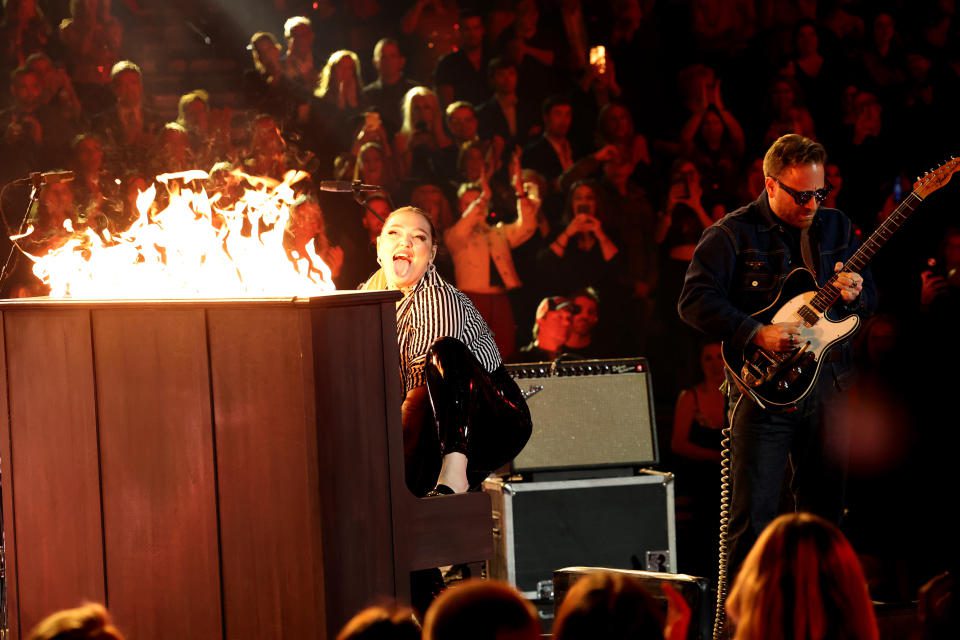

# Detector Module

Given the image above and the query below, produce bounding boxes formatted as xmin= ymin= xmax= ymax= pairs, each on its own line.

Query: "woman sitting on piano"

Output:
xmin=363 ymin=205 xmax=532 ymax=497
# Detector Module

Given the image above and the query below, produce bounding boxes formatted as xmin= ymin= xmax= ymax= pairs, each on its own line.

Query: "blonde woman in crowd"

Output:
xmin=726 ymin=512 xmax=879 ymax=640
xmin=29 ymin=602 xmax=124 ymax=640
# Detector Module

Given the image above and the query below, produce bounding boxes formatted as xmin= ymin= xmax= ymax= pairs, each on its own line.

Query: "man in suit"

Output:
xmin=522 ymin=94 xmax=576 ymax=192
xmin=476 ymin=58 xmax=540 ymax=163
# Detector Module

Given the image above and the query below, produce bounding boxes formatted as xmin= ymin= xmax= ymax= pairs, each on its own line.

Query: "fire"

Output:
xmin=19 ymin=169 xmax=336 ymax=299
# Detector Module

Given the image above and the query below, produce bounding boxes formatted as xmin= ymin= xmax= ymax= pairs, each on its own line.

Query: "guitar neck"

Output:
xmin=810 ymin=192 xmax=923 ymax=312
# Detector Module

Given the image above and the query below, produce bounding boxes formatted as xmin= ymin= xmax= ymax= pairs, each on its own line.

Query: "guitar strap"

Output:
xmin=800 ymin=227 xmax=817 ymax=278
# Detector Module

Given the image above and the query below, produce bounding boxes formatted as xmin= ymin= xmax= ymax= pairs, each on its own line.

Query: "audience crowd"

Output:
xmin=4 ymin=1 xmax=957 ymax=366
xmin=26 ymin=515 xmax=959 ymax=638
xmin=4 ymin=0 xmax=960 ymax=637
xmin=1 ymin=3 xmax=957 ymax=350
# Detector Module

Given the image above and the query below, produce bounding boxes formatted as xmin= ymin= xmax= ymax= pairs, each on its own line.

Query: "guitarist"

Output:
xmin=678 ymin=134 xmax=877 ymax=582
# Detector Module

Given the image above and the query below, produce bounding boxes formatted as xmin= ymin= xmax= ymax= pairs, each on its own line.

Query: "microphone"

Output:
xmin=30 ymin=170 xmax=75 ymax=186
xmin=319 ymin=180 xmax=383 ymax=193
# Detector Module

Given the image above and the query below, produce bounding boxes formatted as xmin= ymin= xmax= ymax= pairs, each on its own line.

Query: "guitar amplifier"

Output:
xmin=506 ymin=358 xmax=658 ymax=472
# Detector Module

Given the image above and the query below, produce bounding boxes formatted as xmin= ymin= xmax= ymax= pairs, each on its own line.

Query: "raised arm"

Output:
xmin=557 ymin=144 xmax=619 ymax=194
xmin=444 ymin=192 xmax=488 ymax=249
xmin=504 ymin=192 xmax=539 ymax=248
xmin=503 ymin=151 xmax=539 ymax=247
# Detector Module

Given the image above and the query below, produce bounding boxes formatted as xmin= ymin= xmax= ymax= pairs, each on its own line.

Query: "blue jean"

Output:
xmin=725 ymin=374 xmax=848 ymax=578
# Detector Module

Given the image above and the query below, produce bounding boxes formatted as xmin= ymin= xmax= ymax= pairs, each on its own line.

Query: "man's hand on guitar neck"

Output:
xmin=752 ymin=322 xmax=803 ymax=352
xmin=833 ymin=261 xmax=864 ymax=303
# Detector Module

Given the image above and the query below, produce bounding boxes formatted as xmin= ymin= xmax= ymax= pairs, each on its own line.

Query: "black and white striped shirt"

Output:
xmin=396 ymin=267 xmax=502 ymax=393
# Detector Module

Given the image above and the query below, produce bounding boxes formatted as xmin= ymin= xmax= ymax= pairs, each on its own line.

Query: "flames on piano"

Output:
xmin=12 ymin=169 xmax=336 ymax=299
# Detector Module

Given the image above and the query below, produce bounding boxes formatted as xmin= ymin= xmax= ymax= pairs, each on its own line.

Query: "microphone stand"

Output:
xmin=0 ymin=175 xmax=44 ymax=292
xmin=0 ymin=172 xmax=71 ymax=634
xmin=0 ymin=177 xmax=35 ymax=637
xmin=347 ymin=180 xmax=390 ymax=224
xmin=321 ymin=181 xmax=391 ymax=287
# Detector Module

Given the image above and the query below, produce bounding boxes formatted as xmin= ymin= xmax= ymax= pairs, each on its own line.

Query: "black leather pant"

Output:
xmin=406 ymin=337 xmax=532 ymax=496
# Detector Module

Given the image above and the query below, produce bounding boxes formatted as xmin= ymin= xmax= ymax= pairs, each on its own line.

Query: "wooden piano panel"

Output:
xmin=207 ymin=307 xmax=327 ymax=638
xmin=92 ymin=308 xmax=222 ymax=639
xmin=2 ymin=309 xmax=104 ymax=636
xmin=308 ymin=303 xmax=398 ymax=632
xmin=0 ymin=293 xmax=494 ymax=639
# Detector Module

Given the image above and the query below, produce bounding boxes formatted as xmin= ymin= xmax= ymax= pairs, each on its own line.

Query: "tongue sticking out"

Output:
xmin=393 ymin=256 xmax=411 ymax=278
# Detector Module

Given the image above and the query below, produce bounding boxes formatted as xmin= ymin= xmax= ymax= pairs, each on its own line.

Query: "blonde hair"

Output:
xmin=283 ymin=15 xmax=311 ymax=40
xmin=353 ymin=141 xmax=384 ymax=181
xmin=176 ymin=89 xmax=209 ymax=127
xmin=248 ymin=32 xmax=281 ymax=75
xmin=109 ymin=60 xmax=141 ymax=81
xmin=314 ymin=50 xmax=363 ymax=100
xmin=445 ymin=100 xmax=476 ymax=120
xmin=373 ymin=37 xmax=400 ymax=65
xmin=726 ymin=512 xmax=879 ymax=640
xmin=400 ymin=86 xmax=443 ymax=137
xmin=28 ymin=603 xmax=124 ymax=640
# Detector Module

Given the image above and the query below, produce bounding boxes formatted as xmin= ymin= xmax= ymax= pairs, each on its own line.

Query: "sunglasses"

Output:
xmin=774 ymin=178 xmax=833 ymax=206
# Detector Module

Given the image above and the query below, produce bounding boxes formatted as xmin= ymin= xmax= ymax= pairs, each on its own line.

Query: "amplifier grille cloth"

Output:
xmin=512 ymin=372 xmax=655 ymax=471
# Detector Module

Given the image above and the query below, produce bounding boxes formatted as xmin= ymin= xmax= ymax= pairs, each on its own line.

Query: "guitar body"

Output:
xmin=721 ymin=268 xmax=860 ymax=410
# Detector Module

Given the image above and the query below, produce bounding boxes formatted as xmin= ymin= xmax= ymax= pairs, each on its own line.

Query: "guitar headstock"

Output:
xmin=914 ymin=157 xmax=960 ymax=198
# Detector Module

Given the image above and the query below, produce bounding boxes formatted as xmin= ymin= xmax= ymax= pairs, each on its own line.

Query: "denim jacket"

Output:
xmin=678 ymin=192 xmax=877 ymax=358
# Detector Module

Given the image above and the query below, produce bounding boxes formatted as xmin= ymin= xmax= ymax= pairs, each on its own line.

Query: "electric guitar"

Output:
xmin=723 ymin=157 xmax=960 ymax=410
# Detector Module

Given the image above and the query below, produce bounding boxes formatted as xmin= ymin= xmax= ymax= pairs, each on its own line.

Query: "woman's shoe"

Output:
xmin=425 ymin=483 xmax=456 ymax=497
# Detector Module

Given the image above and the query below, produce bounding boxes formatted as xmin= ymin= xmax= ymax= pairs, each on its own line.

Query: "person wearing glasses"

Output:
xmin=678 ymin=134 xmax=876 ymax=583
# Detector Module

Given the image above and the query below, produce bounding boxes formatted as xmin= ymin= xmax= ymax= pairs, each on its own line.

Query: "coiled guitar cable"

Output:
xmin=712 ymin=424 xmax=732 ymax=639
xmin=712 ymin=392 xmax=742 ymax=640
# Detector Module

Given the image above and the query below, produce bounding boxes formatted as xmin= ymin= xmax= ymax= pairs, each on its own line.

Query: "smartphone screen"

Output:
xmin=589 ymin=46 xmax=607 ymax=75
